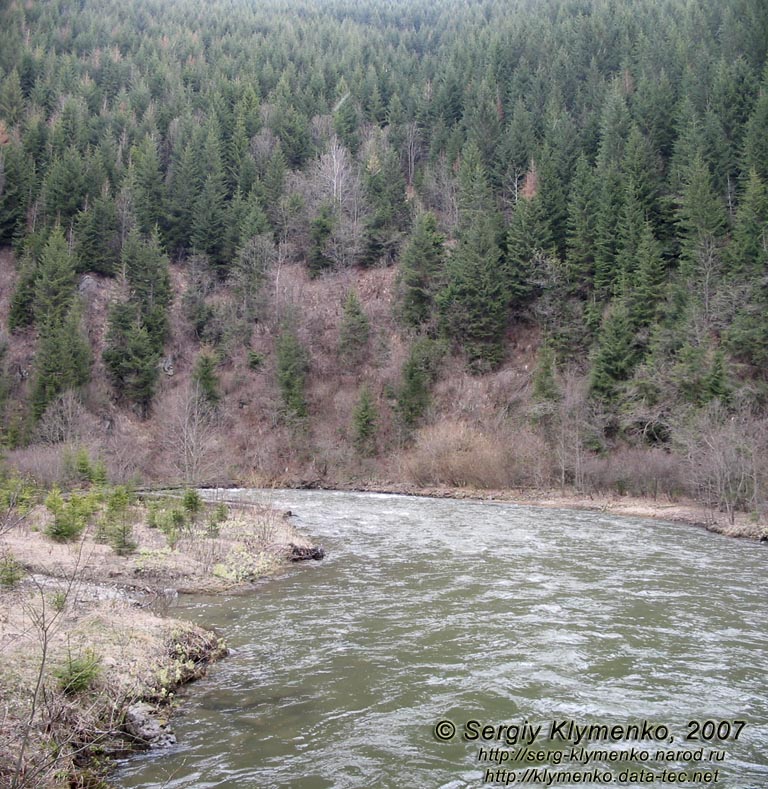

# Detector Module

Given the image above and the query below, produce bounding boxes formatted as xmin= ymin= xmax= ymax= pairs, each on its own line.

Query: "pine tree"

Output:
xmin=32 ymin=306 xmax=91 ymax=420
xmin=742 ymin=74 xmax=768 ymax=183
xmin=505 ymin=186 xmax=553 ymax=310
xmin=131 ymin=135 xmax=165 ymax=236
xmin=630 ymin=221 xmax=666 ymax=330
xmin=616 ymin=179 xmax=646 ymax=289
xmin=8 ymin=252 xmax=37 ymax=331
xmin=676 ymin=154 xmax=727 ymax=280
xmin=396 ymin=338 xmax=441 ymax=429
xmin=165 ymin=140 xmax=202 ymax=255
xmin=352 ymin=385 xmax=377 ymax=455
xmin=565 ymin=154 xmax=598 ymax=296
xmin=33 ymin=227 xmax=76 ymax=329
xmin=0 ymin=68 xmax=24 ymax=127
xmin=363 ymin=145 xmax=409 ymax=265
xmin=0 ymin=142 xmax=30 ymax=244
xmin=121 ymin=228 xmax=171 ymax=350
xmin=308 ymin=203 xmax=335 ymax=277
xmin=74 ymin=192 xmax=119 ymax=275
xmin=438 ymin=213 xmax=508 ymax=372
xmin=103 ymin=306 xmax=160 ymax=415
xmin=42 ymin=148 xmax=88 ymax=226
xmin=589 ymin=300 xmax=638 ymax=402
xmin=338 ymin=290 xmax=370 ymax=367
xmin=193 ymin=352 xmax=220 ymax=406
xmin=532 ymin=343 xmax=560 ymax=403
xmin=398 ymin=212 xmax=445 ymax=328
xmin=276 ymin=325 xmax=309 ymax=421
xmin=727 ymin=169 xmax=768 ymax=276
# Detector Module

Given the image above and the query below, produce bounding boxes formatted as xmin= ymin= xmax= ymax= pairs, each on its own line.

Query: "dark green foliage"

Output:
xmin=398 ymin=212 xmax=445 ymax=328
xmin=439 ymin=214 xmax=507 ymax=372
xmin=565 ymin=154 xmax=598 ymax=296
xmin=629 ymin=222 xmax=667 ymax=330
xmin=103 ymin=307 xmax=160 ymax=414
xmin=105 ymin=485 xmax=135 ymax=555
xmin=675 ymin=154 xmax=727 ymax=279
xmin=32 ymin=307 xmax=91 ymax=421
xmin=32 ymin=227 xmax=76 ymax=329
xmin=131 ymin=135 xmax=166 ymax=236
xmin=194 ymin=352 xmax=220 ymax=406
xmin=74 ymin=193 xmax=120 ymax=275
xmin=338 ymin=290 xmax=370 ymax=367
xmin=352 ymin=385 xmax=378 ymax=455
xmin=54 ymin=649 xmax=101 ymax=695
xmin=0 ymin=142 xmax=31 ymax=244
xmin=308 ymin=203 xmax=335 ymax=277
xmin=8 ymin=253 xmax=38 ymax=331
xmin=182 ymin=488 xmax=203 ymax=519
xmin=589 ymin=300 xmax=638 ymax=402
xmin=362 ymin=145 xmax=409 ymax=265
xmin=396 ymin=337 xmax=444 ymax=429
xmin=276 ymin=325 xmax=309 ymax=421
xmin=532 ymin=344 xmax=560 ymax=404
xmin=727 ymin=169 xmax=768 ymax=276
xmin=1 ymin=0 xmax=768 ymax=460
xmin=505 ymin=191 xmax=554 ymax=310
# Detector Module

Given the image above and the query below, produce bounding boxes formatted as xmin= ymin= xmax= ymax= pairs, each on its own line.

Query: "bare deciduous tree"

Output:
xmin=163 ymin=384 xmax=219 ymax=486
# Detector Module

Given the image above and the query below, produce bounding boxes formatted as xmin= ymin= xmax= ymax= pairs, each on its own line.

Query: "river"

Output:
xmin=113 ymin=490 xmax=768 ymax=788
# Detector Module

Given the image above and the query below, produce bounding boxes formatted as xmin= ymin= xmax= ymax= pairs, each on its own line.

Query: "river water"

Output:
xmin=113 ymin=490 xmax=768 ymax=788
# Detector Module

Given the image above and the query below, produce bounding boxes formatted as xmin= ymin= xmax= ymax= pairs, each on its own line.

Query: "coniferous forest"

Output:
xmin=1 ymin=0 xmax=767 ymax=518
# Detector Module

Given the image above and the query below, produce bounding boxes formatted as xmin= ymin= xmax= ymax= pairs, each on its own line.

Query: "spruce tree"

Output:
xmin=630 ymin=221 xmax=667 ymax=330
xmin=33 ymin=227 xmax=76 ymax=329
xmin=589 ymin=299 xmax=638 ymax=402
xmin=352 ymin=385 xmax=378 ymax=455
xmin=131 ymin=135 xmax=165 ymax=236
xmin=505 ymin=188 xmax=553 ymax=311
xmin=676 ymin=154 xmax=727 ymax=280
xmin=103 ymin=307 xmax=160 ymax=415
xmin=439 ymin=213 xmax=507 ymax=372
xmin=727 ymin=169 xmax=768 ymax=277
xmin=194 ymin=352 xmax=220 ymax=406
xmin=398 ymin=212 xmax=445 ymax=328
xmin=276 ymin=325 xmax=309 ymax=421
xmin=74 ymin=192 xmax=119 ymax=275
xmin=0 ymin=142 xmax=30 ymax=244
xmin=565 ymin=154 xmax=598 ymax=296
xmin=32 ymin=306 xmax=91 ymax=420
xmin=338 ymin=290 xmax=370 ymax=367
xmin=308 ymin=203 xmax=335 ymax=277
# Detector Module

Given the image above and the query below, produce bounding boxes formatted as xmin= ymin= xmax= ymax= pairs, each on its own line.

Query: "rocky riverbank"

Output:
xmin=0 ymin=494 xmax=323 ymax=788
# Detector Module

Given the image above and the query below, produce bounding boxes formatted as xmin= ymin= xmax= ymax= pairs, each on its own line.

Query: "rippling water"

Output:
xmin=113 ymin=490 xmax=768 ymax=788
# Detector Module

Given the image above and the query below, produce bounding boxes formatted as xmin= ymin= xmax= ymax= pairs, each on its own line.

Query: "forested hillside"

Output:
xmin=1 ymin=0 xmax=767 ymax=518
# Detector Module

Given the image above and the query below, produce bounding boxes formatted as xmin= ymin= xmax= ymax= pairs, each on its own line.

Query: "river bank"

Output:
xmin=0 ymin=493 xmax=322 ymax=788
xmin=310 ymin=481 xmax=767 ymax=541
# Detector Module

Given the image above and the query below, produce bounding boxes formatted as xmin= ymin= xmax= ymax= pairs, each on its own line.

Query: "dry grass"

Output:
xmin=0 ymin=582 xmax=225 ymax=788
xmin=0 ymin=492 xmax=317 ymax=787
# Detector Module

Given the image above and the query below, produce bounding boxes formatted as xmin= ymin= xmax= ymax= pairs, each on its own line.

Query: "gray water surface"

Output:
xmin=113 ymin=490 xmax=768 ymax=788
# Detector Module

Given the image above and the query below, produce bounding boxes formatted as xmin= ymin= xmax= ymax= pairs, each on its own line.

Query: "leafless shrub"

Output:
xmin=5 ymin=444 xmax=65 ymax=486
xmin=34 ymin=391 xmax=97 ymax=446
xmin=581 ymin=447 xmax=689 ymax=501
xmin=673 ymin=403 xmax=768 ymax=522
xmin=401 ymin=420 xmax=552 ymax=490
xmin=159 ymin=383 xmax=220 ymax=487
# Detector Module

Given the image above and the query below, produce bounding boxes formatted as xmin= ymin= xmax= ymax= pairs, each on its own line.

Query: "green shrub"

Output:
xmin=0 ymin=552 xmax=24 ymax=587
xmin=247 ymin=350 xmax=264 ymax=370
xmin=45 ymin=487 xmax=85 ymax=542
xmin=182 ymin=489 xmax=203 ymax=519
xmin=54 ymin=649 xmax=102 ymax=695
